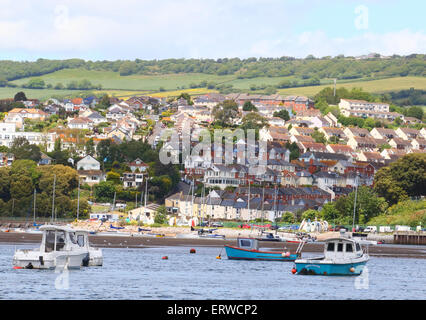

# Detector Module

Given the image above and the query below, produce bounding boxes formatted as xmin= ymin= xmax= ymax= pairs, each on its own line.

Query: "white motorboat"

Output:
xmin=13 ymin=225 xmax=89 ymax=269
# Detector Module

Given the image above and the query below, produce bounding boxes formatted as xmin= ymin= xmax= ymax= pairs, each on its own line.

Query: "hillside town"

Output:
xmin=0 ymin=91 xmax=425 ymax=225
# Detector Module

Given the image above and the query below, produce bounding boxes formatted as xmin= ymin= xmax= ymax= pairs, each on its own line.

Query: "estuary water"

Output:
xmin=1 ymin=244 xmax=425 ymax=300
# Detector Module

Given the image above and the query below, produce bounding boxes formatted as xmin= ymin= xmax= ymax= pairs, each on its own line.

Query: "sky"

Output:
xmin=0 ymin=0 xmax=425 ymax=61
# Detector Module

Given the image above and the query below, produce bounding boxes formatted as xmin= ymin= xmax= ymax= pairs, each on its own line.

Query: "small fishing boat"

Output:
xmin=293 ymin=237 xmax=369 ymax=276
xmin=13 ymin=225 xmax=89 ymax=269
xmin=224 ymin=238 xmax=299 ymax=261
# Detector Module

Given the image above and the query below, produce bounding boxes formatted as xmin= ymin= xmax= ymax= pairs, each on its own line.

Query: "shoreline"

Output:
xmin=1 ymin=231 xmax=426 ymax=259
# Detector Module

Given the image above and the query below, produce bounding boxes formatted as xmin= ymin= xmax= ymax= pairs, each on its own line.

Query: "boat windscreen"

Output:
xmin=56 ymin=231 xmax=66 ymax=251
xmin=239 ymin=239 xmax=256 ymax=249
xmin=45 ymin=231 xmax=55 ymax=252
xmin=69 ymin=232 xmax=77 ymax=244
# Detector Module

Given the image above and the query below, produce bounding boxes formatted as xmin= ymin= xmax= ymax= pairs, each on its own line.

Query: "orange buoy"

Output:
xmin=162 ymin=256 xmax=168 ymax=260
xmin=190 ymin=248 xmax=196 ymax=254
xmin=291 ymin=268 xmax=297 ymax=274
xmin=13 ymin=266 xmax=23 ymax=269
xmin=216 ymin=256 xmax=221 ymax=260
xmin=349 ymin=267 xmax=355 ymax=273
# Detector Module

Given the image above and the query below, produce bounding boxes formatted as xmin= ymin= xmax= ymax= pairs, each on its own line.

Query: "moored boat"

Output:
xmin=293 ymin=237 xmax=369 ymax=276
xmin=12 ymin=225 xmax=89 ymax=270
xmin=224 ymin=238 xmax=299 ymax=261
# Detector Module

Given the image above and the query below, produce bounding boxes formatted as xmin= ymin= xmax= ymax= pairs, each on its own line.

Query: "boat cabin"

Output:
xmin=323 ymin=238 xmax=363 ymax=260
xmin=39 ymin=225 xmax=78 ymax=253
xmin=72 ymin=229 xmax=91 ymax=250
xmin=237 ymin=238 xmax=259 ymax=251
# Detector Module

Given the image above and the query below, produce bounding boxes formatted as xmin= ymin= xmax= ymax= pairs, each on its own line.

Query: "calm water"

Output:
xmin=1 ymin=243 xmax=425 ymax=300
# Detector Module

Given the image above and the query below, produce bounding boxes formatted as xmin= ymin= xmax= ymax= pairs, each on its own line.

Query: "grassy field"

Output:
xmin=277 ymin=76 xmax=426 ymax=97
xmin=0 ymin=87 xmax=84 ymax=100
xmin=11 ymin=69 xmax=236 ymax=91
xmin=4 ymin=69 xmax=426 ymax=101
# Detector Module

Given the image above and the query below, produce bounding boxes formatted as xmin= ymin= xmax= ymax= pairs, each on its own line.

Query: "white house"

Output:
xmin=76 ymin=155 xmax=100 ymax=171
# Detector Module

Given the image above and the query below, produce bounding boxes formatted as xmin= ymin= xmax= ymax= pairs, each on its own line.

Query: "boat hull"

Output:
xmin=295 ymin=260 xmax=368 ymax=276
xmin=13 ymin=250 xmax=87 ymax=270
xmin=225 ymin=245 xmax=298 ymax=261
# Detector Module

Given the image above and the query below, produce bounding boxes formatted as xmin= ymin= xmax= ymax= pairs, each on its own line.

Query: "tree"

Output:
xmin=311 ymin=129 xmax=327 ymax=144
xmin=99 ymin=94 xmax=111 ymax=108
xmin=286 ymin=142 xmax=300 ymax=161
xmin=374 ymin=154 xmax=426 ymax=205
xmin=273 ymin=109 xmax=290 ymax=121
xmin=14 ymin=92 xmax=27 ymax=102
xmin=94 ymin=181 xmax=116 ymax=201
xmin=177 ymin=93 xmax=193 ymax=105
xmin=301 ymin=209 xmax=318 ymax=221
xmin=10 ymin=137 xmax=41 ymax=162
xmin=242 ymin=101 xmax=258 ymax=112
xmin=212 ymin=100 xmax=239 ymax=127
xmin=85 ymin=138 xmax=95 ymax=156
xmin=406 ymin=106 xmax=423 ymax=120
xmin=106 ymin=171 xmax=121 ymax=185
xmin=241 ymin=112 xmax=269 ymax=130
xmin=154 ymin=205 xmax=168 ymax=224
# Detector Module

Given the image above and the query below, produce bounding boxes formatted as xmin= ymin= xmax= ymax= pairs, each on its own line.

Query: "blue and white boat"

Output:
xmin=224 ymin=238 xmax=299 ymax=261
xmin=293 ymin=237 xmax=369 ymax=276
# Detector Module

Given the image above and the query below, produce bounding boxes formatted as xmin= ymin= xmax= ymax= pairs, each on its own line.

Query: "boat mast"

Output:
xmin=261 ymin=185 xmax=265 ymax=225
xmin=201 ymin=184 xmax=205 ymax=225
xmin=51 ymin=174 xmax=56 ymax=223
xmin=77 ymin=177 xmax=80 ymax=220
xmin=33 ymin=189 xmax=36 ymax=223
xmin=352 ymin=174 xmax=359 ymax=232
xmin=248 ymin=178 xmax=251 ymax=221
xmin=273 ymin=185 xmax=277 ymax=223
xmin=142 ymin=177 xmax=148 ymax=219
xmin=191 ymin=178 xmax=194 ymax=221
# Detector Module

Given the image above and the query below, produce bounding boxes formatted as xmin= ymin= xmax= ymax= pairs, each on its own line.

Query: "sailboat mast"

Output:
xmin=273 ymin=185 xmax=277 ymax=223
xmin=77 ymin=178 xmax=80 ymax=220
xmin=191 ymin=178 xmax=194 ymax=219
xmin=352 ymin=174 xmax=359 ymax=231
xmin=51 ymin=174 xmax=56 ymax=223
xmin=261 ymin=185 xmax=265 ymax=225
xmin=33 ymin=189 xmax=36 ymax=223
xmin=248 ymin=179 xmax=251 ymax=221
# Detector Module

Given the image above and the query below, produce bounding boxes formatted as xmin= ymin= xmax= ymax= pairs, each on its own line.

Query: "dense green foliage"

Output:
xmin=320 ymin=186 xmax=388 ymax=225
xmin=368 ymin=200 xmax=426 ymax=227
xmin=1 ymin=55 xmax=424 ymax=88
xmin=0 ymin=160 xmax=90 ymax=218
xmin=373 ymin=153 xmax=426 ymax=205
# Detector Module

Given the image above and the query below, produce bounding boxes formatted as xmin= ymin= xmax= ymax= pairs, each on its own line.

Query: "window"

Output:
xmin=327 ymin=242 xmax=335 ymax=252
xmin=356 ymin=243 xmax=361 ymax=252
xmin=240 ymin=239 xmax=253 ymax=248
xmin=45 ymin=231 xmax=55 ymax=252
xmin=346 ymin=243 xmax=353 ymax=252
xmin=69 ymin=233 xmax=77 ymax=244
xmin=337 ymin=243 xmax=343 ymax=252
xmin=55 ymin=231 xmax=66 ymax=251
xmin=77 ymin=235 xmax=85 ymax=247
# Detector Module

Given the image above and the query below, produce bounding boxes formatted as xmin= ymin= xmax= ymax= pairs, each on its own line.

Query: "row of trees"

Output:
xmin=22 ymin=78 xmax=102 ymax=90
xmin=1 ymin=55 xmax=424 ymax=82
